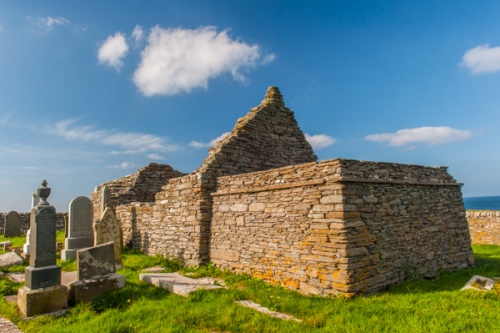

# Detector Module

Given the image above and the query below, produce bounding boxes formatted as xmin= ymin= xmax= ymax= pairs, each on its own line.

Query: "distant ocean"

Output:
xmin=463 ymin=196 xmax=500 ymax=210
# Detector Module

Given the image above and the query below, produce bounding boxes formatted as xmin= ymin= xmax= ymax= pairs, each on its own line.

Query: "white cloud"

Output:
xmin=98 ymin=32 xmax=129 ymax=71
xmin=461 ymin=44 xmax=500 ymax=74
xmin=189 ymin=132 xmax=230 ymax=149
xmin=133 ymin=26 xmax=273 ymax=96
xmin=52 ymin=118 xmax=179 ymax=153
xmin=26 ymin=16 xmax=70 ymax=33
xmin=365 ymin=126 xmax=472 ymax=146
xmin=305 ymin=133 xmax=336 ymax=150
xmin=45 ymin=17 xmax=70 ymax=30
xmin=262 ymin=53 xmax=277 ymax=64
xmin=108 ymin=162 xmax=135 ymax=169
xmin=132 ymin=25 xmax=144 ymax=47
xmin=22 ymin=166 xmax=44 ymax=170
xmin=147 ymin=153 xmax=164 ymax=160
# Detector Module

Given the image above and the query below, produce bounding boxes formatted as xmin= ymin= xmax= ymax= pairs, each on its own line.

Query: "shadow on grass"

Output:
xmin=388 ymin=245 xmax=500 ymax=295
xmin=91 ymin=279 xmax=171 ymax=313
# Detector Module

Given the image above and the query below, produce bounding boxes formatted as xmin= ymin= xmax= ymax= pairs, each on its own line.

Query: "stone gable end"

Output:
xmin=92 ymin=87 xmax=474 ymax=296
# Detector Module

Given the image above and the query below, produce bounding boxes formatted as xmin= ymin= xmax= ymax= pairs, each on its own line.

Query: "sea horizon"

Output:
xmin=463 ymin=195 xmax=500 ymax=211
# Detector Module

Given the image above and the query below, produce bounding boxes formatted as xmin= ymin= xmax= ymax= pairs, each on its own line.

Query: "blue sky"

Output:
xmin=1 ymin=1 xmax=500 ymax=212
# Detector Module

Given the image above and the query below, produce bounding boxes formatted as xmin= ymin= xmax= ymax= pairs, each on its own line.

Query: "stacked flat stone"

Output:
xmin=0 ymin=212 xmax=66 ymax=234
xmin=93 ymin=87 xmax=475 ymax=296
xmin=467 ymin=210 xmax=500 ymax=245
xmin=91 ymin=163 xmax=185 ymax=218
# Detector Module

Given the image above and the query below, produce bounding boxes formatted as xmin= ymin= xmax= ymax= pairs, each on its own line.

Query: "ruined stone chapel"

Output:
xmin=91 ymin=87 xmax=474 ymax=297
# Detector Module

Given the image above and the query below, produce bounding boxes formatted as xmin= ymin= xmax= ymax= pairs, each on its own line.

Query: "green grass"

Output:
xmin=0 ymin=234 xmax=27 ymax=249
xmin=0 ymin=245 xmax=499 ymax=333
xmin=0 ymin=230 xmax=65 ymax=252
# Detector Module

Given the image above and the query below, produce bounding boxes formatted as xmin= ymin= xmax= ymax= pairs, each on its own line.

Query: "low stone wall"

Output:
xmin=467 ymin=211 xmax=500 ymax=245
xmin=92 ymin=163 xmax=185 ymax=218
xmin=0 ymin=212 xmax=67 ymax=234
xmin=116 ymin=173 xmax=211 ymax=266
xmin=210 ymin=159 xmax=474 ymax=296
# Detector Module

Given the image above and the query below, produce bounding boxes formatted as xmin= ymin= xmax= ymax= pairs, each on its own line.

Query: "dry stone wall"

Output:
xmin=0 ymin=212 xmax=66 ymax=234
xmin=210 ymin=159 xmax=474 ymax=296
xmin=116 ymin=173 xmax=211 ymax=266
xmin=90 ymin=86 xmax=474 ymax=297
xmin=91 ymin=163 xmax=185 ymax=218
xmin=106 ymin=87 xmax=318 ymax=266
xmin=467 ymin=211 xmax=500 ymax=244
xmin=197 ymin=86 xmax=317 ymax=177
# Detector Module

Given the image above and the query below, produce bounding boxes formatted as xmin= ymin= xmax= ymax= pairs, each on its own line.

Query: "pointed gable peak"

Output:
xmin=261 ymin=86 xmax=284 ymax=107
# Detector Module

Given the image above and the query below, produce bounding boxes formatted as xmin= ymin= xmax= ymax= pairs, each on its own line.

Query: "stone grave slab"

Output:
xmin=78 ymin=241 xmax=115 ymax=279
xmin=61 ymin=196 xmax=94 ymax=261
xmin=7 ymin=273 xmax=25 ymax=283
xmin=69 ymin=275 xmax=125 ymax=303
xmin=461 ymin=275 xmax=496 ymax=291
xmin=0 ymin=252 xmax=23 ymax=268
xmin=0 ymin=314 xmax=23 ymax=333
xmin=139 ymin=272 xmax=223 ymax=296
xmin=4 ymin=211 xmax=21 ymax=237
xmin=236 ymin=300 xmax=302 ymax=322
xmin=67 ymin=241 xmax=125 ymax=303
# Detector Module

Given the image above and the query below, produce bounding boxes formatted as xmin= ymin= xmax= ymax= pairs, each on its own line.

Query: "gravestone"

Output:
xmin=101 ymin=185 xmax=110 ymax=214
xmin=94 ymin=206 xmax=122 ymax=267
xmin=24 ymin=192 xmax=40 ymax=255
xmin=67 ymin=241 xmax=125 ymax=303
xmin=4 ymin=211 xmax=21 ymax=237
xmin=18 ymin=180 xmax=68 ymax=317
xmin=23 ymin=229 xmax=30 ymax=255
xmin=31 ymin=192 xmax=40 ymax=209
xmin=61 ymin=196 xmax=94 ymax=261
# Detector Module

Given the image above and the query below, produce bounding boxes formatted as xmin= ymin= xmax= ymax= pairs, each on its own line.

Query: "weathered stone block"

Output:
xmin=68 ymin=274 xmax=125 ymax=303
xmin=18 ymin=285 xmax=68 ymax=317
xmin=249 ymin=203 xmax=265 ymax=212
xmin=0 ymin=252 xmax=23 ymax=268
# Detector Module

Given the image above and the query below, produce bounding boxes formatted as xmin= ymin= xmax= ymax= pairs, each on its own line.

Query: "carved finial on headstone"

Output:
xmin=262 ymin=86 xmax=284 ymax=106
xmin=36 ymin=180 xmax=51 ymax=206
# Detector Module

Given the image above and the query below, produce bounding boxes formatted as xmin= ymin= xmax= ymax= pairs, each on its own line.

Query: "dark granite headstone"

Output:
xmin=19 ymin=180 xmax=67 ymax=317
xmin=24 ymin=181 xmax=61 ymax=289
xmin=61 ymin=196 xmax=94 ymax=261
xmin=4 ymin=211 xmax=21 ymax=237
xmin=77 ymin=241 xmax=115 ymax=280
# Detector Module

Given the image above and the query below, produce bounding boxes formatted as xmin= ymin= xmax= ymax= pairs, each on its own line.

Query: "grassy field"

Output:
xmin=0 ymin=239 xmax=498 ymax=333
